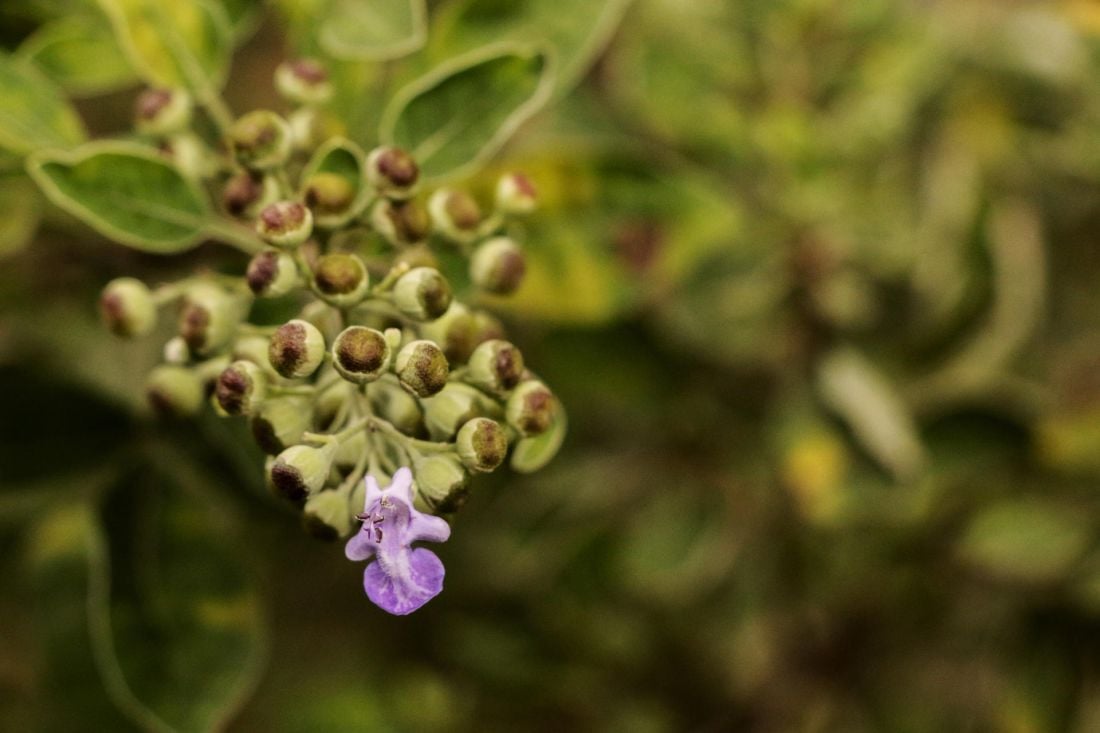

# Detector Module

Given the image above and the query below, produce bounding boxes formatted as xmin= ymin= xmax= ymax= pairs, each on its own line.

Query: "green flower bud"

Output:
xmin=392 ymin=243 xmax=439 ymax=271
xmin=392 ymin=267 xmax=452 ymax=321
xmin=332 ymin=326 xmax=390 ymax=384
xmin=312 ymin=253 xmax=369 ymax=307
xmin=256 ymin=201 xmax=313 ymax=248
xmin=274 ymin=58 xmax=333 ymax=106
xmin=495 ymin=171 xmax=538 ymax=216
xmin=423 ymin=383 xmax=491 ymax=442
xmin=413 ymin=455 xmax=469 ymax=514
xmin=428 ymin=188 xmax=481 ymax=241
xmin=466 ymin=339 xmax=525 ymax=393
xmin=250 ymin=395 xmax=312 ymax=454
xmin=134 ymin=88 xmax=192 ymax=136
xmin=456 ymin=417 xmax=508 ymax=473
xmin=231 ymin=335 xmax=277 ymax=375
xmin=222 ymin=171 xmax=280 ymax=219
xmin=161 ymin=133 xmax=207 ymax=180
xmin=395 ymin=340 xmax=449 ymax=397
xmin=302 ymin=489 xmax=354 ymax=540
xmin=366 ymin=146 xmax=419 ymax=199
xmin=470 ymin=236 xmax=526 ymax=295
xmin=506 ymin=380 xmax=555 ymax=437
xmin=145 ymin=365 xmax=204 ymax=418
xmin=246 ymin=249 xmax=301 ymax=298
xmin=288 ymin=107 xmax=325 ymax=152
xmin=163 ymin=336 xmax=189 ymax=364
xmin=100 ymin=277 xmax=156 ymax=337
xmin=178 ymin=283 xmax=240 ymax=356
xmin=303 ymin=172 xmax=356 ymax=229
xmin=269 ymin=442 xmax=337 ymax=501
xmin=419 ymin=302 xmax=477 ymax=364
xmin=369 ymin=198 xmax=431 ymax=246
xmin=214 ymin=360 xmax=267 ymax=416
xmin=269 ymin=319 xmax=325 ymax=378
xmin=369 ymin=381 xmax=423 ymax=435
xmin=229 ymin=110 xmax=291 ymax=170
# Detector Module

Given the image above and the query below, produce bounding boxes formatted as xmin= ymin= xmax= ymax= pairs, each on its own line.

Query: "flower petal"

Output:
xmin=363 ymin=547 xmax=445 ymax=615
xmin=345 ymin=526 xmax=377 ymax=561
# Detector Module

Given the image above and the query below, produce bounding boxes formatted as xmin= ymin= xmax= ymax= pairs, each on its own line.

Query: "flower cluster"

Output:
xmin=100 ymin=60 xmax=563 ymax=614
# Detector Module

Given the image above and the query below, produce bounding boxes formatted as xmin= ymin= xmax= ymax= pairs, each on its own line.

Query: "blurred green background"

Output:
xmin=7 ymin=0 xmax=1100 ymax=730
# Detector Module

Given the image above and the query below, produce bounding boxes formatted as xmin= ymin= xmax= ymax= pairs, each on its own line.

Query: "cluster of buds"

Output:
xmin=100 ymin=60 xmax=562 ymax=614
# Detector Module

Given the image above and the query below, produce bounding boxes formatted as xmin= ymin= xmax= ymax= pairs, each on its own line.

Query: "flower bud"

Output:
xmin=269 ymin=442 xmax=337 ymax=501
xmin=250 ymin=395 xmax=312 ymax=454
xmin=246 ymin=249 xmax=301 ymax=297
xmin=302 ymin=489 xmax=353 ymax=540
xmin=229 ymin=110 xmax=291 ymax=170
xmin=100 ymin=277 xmax=156 ymax=337
xmin=312 ymin=253 xmax=369 ymax=307
xmin=145 ymin=365 xmax=204 ymax=418
xmin=456 ymin=417 xmax=508 ymax=473
xmin=163 ymin=336 xmax=189 ymax=364
xmin=392 ymin=267 xmax=452 ymax=321
xmin=370 ymin=198 xmax=431 ymax=246
xmin=178 ymin=283 xmax=240 ymax=356
xmin=470 ymin=236 xmax=526 ymax=295
xmin=221 ymin=171 xmax=279 ymax=219
xmin=428 ymin=188 xmax=481 ymax=241
xmin=332 ymin=326 xmax=390 ymax=384
xmin=423 ymin=383 xmax=491 ymax=441
xmin=413 ymin=455 xmax=469 ymax=514
xmin=506 ymin=380 xmax=555 ymax=437
xmin=231 ymin=335 xmax=277 ymax=374
xmin=466 ymin=339 xmax=525 ymax=393
xmin=366 ymin=146 xmax=419 ymax=199
xmin=495 ymin=172 xmax=537 ymax=215
xmin=256 ymin=201 xmax=313 ymax=248
xmin=274 ymin=58 xmax=333 ymax=106
xmin=161 ymin=133 xmax=206 ymax=179
xmin=134 ymin=88 xmax=192 ymax=136
xmin=269 ymin=319 xmax=325 ymax=378
xmin=215 ymin=360 xmax=267 ymax=416
xmin=419 ymin=303 xmax=477 ymax=364
xmin=369 ymin=381 xmax=423 ymax=434
xmin=288 ymin=107 xmax=325 ymax=152
xmin=303 ymin=172 xmax=356 ymax=229
xmin=395 ymin=340 xmax=449 ymax=397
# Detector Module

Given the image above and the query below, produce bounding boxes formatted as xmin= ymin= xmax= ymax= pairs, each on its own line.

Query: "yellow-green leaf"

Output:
xmin=319 ymin=0 xmax=427 ymax=61
xmin=0 ymin=176 xmax=42 ymax=258
xmin=17 ymin=14 xmax=137 ymax=97
xmin=0 ymin=52 xmax=86 ymax=155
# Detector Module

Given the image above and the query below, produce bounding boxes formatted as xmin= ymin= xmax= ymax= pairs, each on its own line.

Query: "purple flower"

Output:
xmin=345 ymin=467 xmax=451 ymax=615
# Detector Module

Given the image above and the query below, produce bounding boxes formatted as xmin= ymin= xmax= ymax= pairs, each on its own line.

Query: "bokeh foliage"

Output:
xmin=5 ymin=0 xmax=1100 ymax=730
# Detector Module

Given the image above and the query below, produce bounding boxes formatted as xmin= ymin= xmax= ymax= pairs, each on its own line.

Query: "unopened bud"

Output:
xmin=269 ymin=319 xmax=325 ymax=378
xmin=288 ymin=107 xmax=325 ymax=152
xmin=229 ymin=110 xmax=291 ymax=170
xmin=423 ymin=383 xmax=490 ymax=441
xmin=428 ymin=188 xmax=481 ymax=241
xmin=100 ymin=277 xmax=156 ymax=337
xmin=369 ymin=381 xmax=423 ymax=434
xmin=302 ymin=489 xmax=354 ymax=540
xmin=312 ymin=253 xmax=369 ymax=307
xmin=135 ymin=88 xmax=192 ymax=136
xmin=370 ymin=198 xmax=430 ymax=245
xmin=274 ymin=58 xmax=333 ymax=106
xmin=470 ymin=236 xmax=526 ymax=295
xmin=250 ymin=395 xmax=312 ymax=454
xmin=506 ymin=380 xmax=555 ymax=436
xmin=256 ymin=201 xmax=313 ymax=248
xmin=215 ymin=360 xmax=267 ymax=416
xmin=221 ymin=171 xmax=278 ymax=218
xmin=231 ymin=335 xmax=276 ymax=373
xmin=269 ymin=442 xmax=337 ymax=501
xmin=413 ymin=455 xmax=469 ymax=514
xmin=495 ymin=172 xmax=537 ymax=215
xmin=456 ymin=417 xmax=508 ymax=473
xmin=419 ymin=303 xmax=477 ymax=364
xmin=163 ymin=336 xmax=189 ymax=364
xmin=178 ymin=283 xmax=240 ymax=356
xmin=146 ymin=365 xmax=204 ymax=418
xmin=246 ymin=249 xmax=301 ymax=297
xmin=332 ymin=326 xmax=389 ymax=384
xmin=366 ymin=146 xmax=419 ymax=199
xmin=467 ymin=339 xmax=524 ymax=393
xmin=393 ymin=267 xmax=452 ymax=321
xmin=303 ymin=172 xmax=356 ymax=229
xmin=395 ymin=340 xmax=449 ymax=397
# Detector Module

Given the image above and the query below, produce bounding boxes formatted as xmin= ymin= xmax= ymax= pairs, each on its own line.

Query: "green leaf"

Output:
xmin=381 ymin=43 xmax=555 ymax=180
xmin=95 ymin=0 xmax=232 ymax=91
xmin=27 ymin=141 xmax=212 ymax=252
xmin=319 ymin=0 xmax=427 ymax=61
xmin=88 ymin=458 xmax=267 ymax=733
xmin=959 ymin=498 xmax=1092 ymax=584
xmin=0 ymin=176 xmax=42 ymax=257
xmin=0 ymin=51 xmax=86 ymax=155
xmin=17 ymin=14 xmax=137 ymax=97
xmin=511 ymin=398 xmax=566 ymax=473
